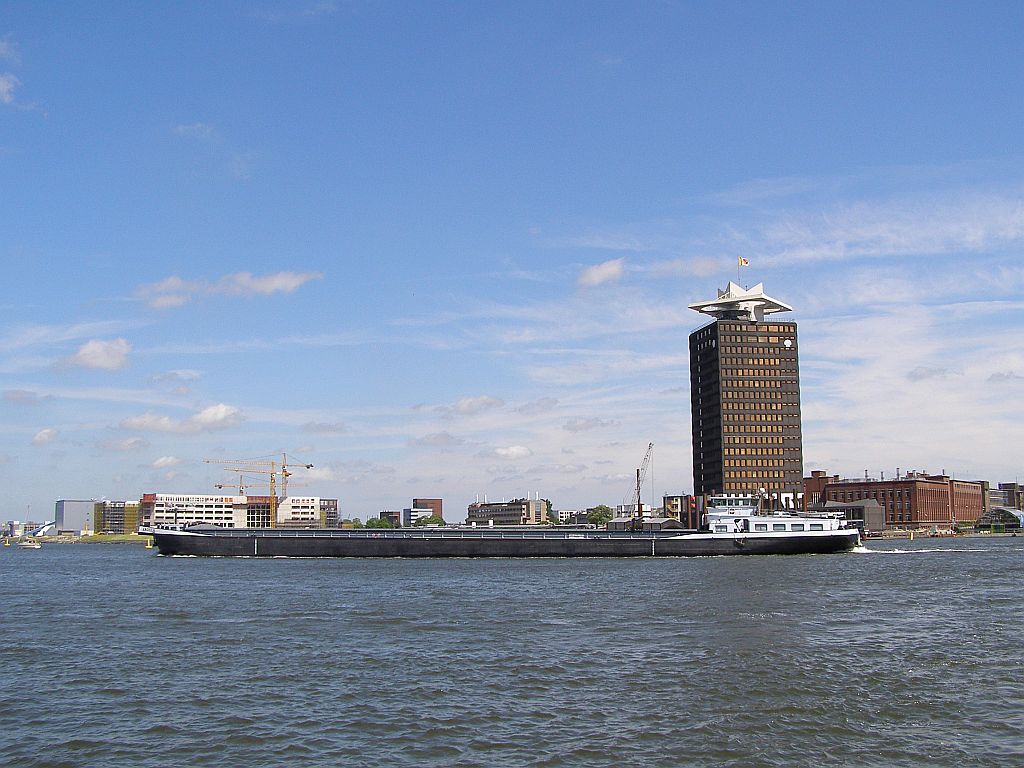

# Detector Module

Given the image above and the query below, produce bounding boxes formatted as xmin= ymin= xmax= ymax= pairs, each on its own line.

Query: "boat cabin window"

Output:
xmin=772 ymin=523 xmax=787 ymax=531
xmin=791 ymin=524 xmax=804 ymax=531
xmin=714 ymin=525 xmax=729 ymax=533
xmin=754 ymin=523 xmax=768 ymax=532
xmin=810 ymin=523 xmax=824 ymax=531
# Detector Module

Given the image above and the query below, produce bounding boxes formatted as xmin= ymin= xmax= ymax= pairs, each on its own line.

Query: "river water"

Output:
xmin=1 ymin=538 xmax=1021 ymax=767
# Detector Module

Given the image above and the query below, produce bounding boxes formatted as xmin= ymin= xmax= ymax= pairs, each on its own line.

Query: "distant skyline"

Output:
xmin=2 ymin=2 xmax=1024 ymax=520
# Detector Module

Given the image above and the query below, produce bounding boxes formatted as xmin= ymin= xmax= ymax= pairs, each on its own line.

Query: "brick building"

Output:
xmin=807 ymin=471 xmax=983 ymax=530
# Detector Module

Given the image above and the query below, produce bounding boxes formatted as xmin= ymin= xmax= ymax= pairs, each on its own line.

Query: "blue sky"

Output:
xmin=3 ymin=1 xmax=1024 ymax=521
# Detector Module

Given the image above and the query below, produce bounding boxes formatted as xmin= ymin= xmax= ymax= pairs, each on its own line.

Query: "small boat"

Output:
xmin=17 ymin=539 xmax=42 ymax=549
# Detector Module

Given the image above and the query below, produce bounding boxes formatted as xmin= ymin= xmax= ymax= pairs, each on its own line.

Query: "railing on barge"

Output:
xmin=148 ymin=526 xmax=699 ymax=541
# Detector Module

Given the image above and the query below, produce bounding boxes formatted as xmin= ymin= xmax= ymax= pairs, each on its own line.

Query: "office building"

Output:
xmin=92 ymin=500 xmax=141 ymax=534
xmin=412 ymin=498 xmax=443 ymax=521
xmin=140 ymin=493 xmax=339 ymax=528
xmin=688 ymin=282 xmax=804 ymax=504
xmin=466 ymin=498 xmax=546 ymax=526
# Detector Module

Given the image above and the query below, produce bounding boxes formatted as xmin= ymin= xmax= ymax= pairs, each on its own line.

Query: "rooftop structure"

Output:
xmin=688 ymin=281 xmax=793 ymax=324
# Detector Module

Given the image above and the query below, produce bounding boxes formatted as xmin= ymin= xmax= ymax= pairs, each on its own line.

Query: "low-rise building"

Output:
xmin=141 ymin=493 xmax=340 ymax=528
xmin=320 ymin=498 xmax=339 ymax=527
xmin=466 ymin=498 xmax=546 ymax=526
xmin=989 ymin=482 xmax=1024 ymax=511
xmin=663 ymin=494 xmax=702 ymax=529
xmin=55 ymin=499 xmax=96 ymax=535
xmin=555 ymin=509 xmax=578 ymax=524
xmin=92 ymin=500 xmax=141 ymax=534
xmin=141 ymin=493 xmax=248 ymax=528
xmin=402 ymin=499 xmax=443 ymax=526
xmin=807 ymin=471 xmax=983 ymax=530
xmin=412 ymin=498 xmax=443 ymax=521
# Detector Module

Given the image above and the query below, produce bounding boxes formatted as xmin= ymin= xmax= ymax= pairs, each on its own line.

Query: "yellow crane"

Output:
xmin=281 ymin=452 xmax=313 ymax=498
xmin=214 ymin=475 xmax=265 ymax=495
xmin=204 ymin=454 xmax=313 ymax=528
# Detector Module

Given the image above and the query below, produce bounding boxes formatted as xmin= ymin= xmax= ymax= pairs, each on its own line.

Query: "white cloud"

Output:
xmin=0 ymin=72 xmax=18 ymax=105
xmin=0 ymin=320 xmax=133 ymax=354
xmin=32 ymin=428 xmax=57 ymax=445
xmin=489 ymin=445 xmax=533 ymax=460
xmin=452 ymin=395 xmax=504 ymax=415
xmin=302 ymin=421 xmax=347 ymax=434
xmin=173 ymin=122 xmax=216 ymax=140
xmin=578 ymin=258 xmax=625 ymax=287
xmin=408 ymin=431 xmax=465 ymax=449
xmin=151 ymin=369 xmax=201 ymax=384
xmin=0 ymin=39 xmax=20 ymax=64
xmin=188 ymin=404 xmax=244 ymax=430
xmin=136 ymin=271 xmax=323 ymax=309
xmin=120 ymin=403 xmax=243 ymax=433
xmin=119 ymin=413 xmax=177 ymax=432
xmin=218 ymin=271 xmax=321 ymax=295
xmin=98 ymin=437 xmax=150 ymax=452
xmin=229 ymin=152 xmax=256 ymax=180
xmin=988 ymin=371 xmax=1024 ymax=383
xmin=751 ymin=191 xmax=1024 ymax=266
xmin=3 ymin=389 xmax=43 ymax=405
xmin=515 ymin=397 xmax=559 ymax=415
xmin=67 ymin=338 xmax=131 ymax=370
xmin=152 ymin=456 xmax=182 ymax=468
xmin=563 ymin=417 xmax=619 ymax=432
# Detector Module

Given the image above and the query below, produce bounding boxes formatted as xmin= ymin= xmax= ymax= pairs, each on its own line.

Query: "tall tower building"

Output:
xmin=688 ymin=282 xmax=803 ymax=504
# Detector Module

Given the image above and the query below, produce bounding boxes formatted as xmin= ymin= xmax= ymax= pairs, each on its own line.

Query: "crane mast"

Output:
xmin=634 ymin=442 xmax=654 ymax=519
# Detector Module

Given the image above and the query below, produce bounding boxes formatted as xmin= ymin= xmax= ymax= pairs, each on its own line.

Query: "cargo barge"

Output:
xmin=143 ymin=502 xmax=860 ymax=558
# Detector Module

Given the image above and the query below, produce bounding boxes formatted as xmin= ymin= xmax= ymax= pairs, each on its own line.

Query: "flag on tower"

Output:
xmin=738 ymin=257 xmax=749 ymax=267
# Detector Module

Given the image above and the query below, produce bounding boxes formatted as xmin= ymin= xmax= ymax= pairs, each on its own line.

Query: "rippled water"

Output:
xmin=1 ymin=538 xmax=1022 ymax=767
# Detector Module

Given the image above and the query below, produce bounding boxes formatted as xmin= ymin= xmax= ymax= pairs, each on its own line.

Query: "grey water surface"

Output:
xmin=1 ymin=538 xmax=1021 ymax=767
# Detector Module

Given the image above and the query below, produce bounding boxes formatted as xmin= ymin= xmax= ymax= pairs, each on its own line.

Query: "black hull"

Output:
xmin=150 ymin=528 xmax=860 ymax=558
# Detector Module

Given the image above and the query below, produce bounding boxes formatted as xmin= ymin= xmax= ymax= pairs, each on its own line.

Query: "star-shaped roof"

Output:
xmin=688 ymin=282 xmax=793 ymax=322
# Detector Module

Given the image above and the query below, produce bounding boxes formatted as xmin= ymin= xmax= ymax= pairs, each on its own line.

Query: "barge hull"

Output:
xmin=149 ymin=529 xmax=860 ymax=558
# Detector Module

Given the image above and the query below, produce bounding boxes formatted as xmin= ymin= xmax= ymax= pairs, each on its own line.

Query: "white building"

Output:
xmin=142 ymin=494 xmax=248 ymax=528
xmin=141 ymin=493 xmax=329 ymax=528
xmin=402 ymin=505 xmax=436 ymax=527
xmin=277 ymin=496 xmax=323 ymax=527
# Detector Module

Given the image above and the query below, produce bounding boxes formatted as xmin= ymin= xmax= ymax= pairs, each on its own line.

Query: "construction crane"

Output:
xmin=214 ymin=475 xmax=264 ymax=495
xmin=204 ymin=454 xmax=313 ymax=528
xmin=631 ymin=443 xmax=654 ymax=520
xmin=281 ymin=452 xmax=313 ymax=497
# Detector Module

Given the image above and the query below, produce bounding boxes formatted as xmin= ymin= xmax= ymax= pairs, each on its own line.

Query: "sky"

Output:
xmin=2 ymin=1 xmax=1024 ymax=522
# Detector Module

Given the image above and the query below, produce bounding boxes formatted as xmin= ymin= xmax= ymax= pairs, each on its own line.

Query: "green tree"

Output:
xmin=543 ymin=499 xmax=555 ymax=524
xmin=413 ymin=515 xmax=446 ymax=527
xmin=586 ymin=505 xmax=615 ymax=526
xmin=365 ymin=517 xmax=394 ymax=529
